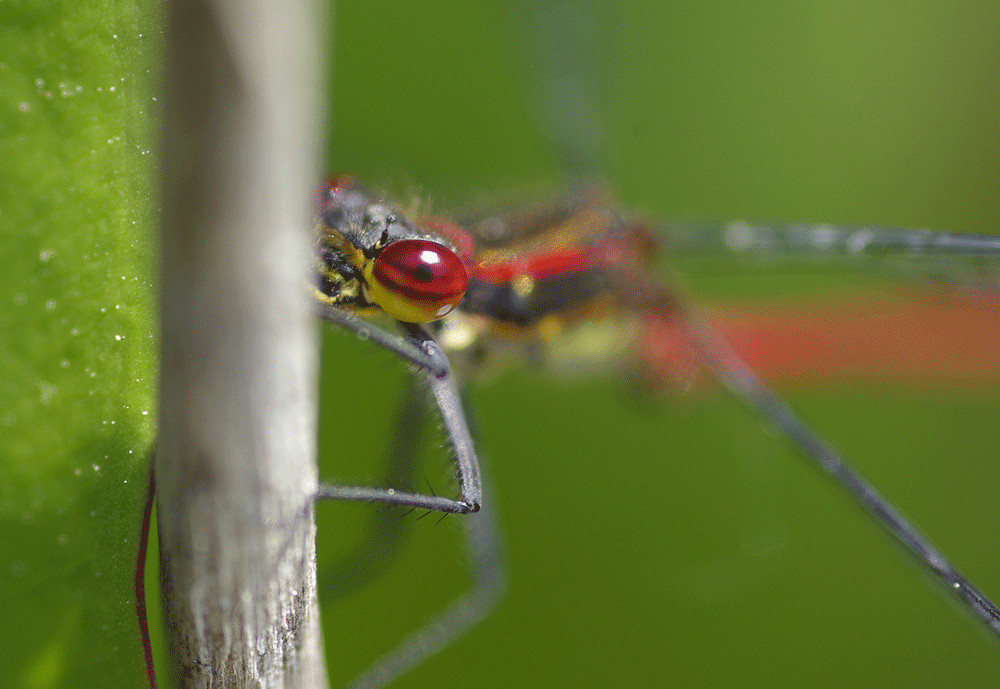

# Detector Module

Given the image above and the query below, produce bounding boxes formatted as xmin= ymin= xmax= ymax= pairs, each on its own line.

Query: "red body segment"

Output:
xmin=471 ymin=242 xmax=618 ymax=285
xmin=714 ymin=292 xmax=1000 ymax=383
xmin=640 ymin=292 xmax=1000 ymax=387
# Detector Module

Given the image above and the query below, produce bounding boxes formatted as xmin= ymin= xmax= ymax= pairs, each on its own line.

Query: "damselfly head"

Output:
xmin=316 ymin=177 xmax=469 ymax=324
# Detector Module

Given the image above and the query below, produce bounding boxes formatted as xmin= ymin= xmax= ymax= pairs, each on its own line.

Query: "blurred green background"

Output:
xmin=5 ymin=0 xmax=1000 ymax=687
xmin=317 ymin=2 xmax=1000 ymax=688
xmin=0 ymin=2 xmax=158 ymax=687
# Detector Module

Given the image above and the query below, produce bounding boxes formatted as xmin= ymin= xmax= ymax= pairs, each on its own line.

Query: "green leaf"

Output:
xmin=0 ymin=2 xmax=159 ymax=687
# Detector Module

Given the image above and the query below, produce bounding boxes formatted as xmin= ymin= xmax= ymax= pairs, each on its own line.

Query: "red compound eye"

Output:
xmin=364 ymin=239 xmax=469 ymax=323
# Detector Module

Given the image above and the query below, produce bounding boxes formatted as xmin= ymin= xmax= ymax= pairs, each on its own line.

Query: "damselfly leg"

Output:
xmin=316 ymin=373 xmax=504 ymax=689
xmin=314 ymin=317 xmax=481 ymax=515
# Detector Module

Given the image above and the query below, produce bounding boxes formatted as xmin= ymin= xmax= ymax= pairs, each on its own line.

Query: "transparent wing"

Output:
xmin=660 ymin=219 xmax=1000 ymax=294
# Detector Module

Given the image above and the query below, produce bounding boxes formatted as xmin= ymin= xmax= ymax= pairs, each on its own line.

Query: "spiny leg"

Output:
xmin=685 ymin=313 xmax=1000 ymax=638
xmin=320 ymin=380 xmax=430 ymax=599
xmin=342 ymin=419 xmax=505 ymax=689
xmin=316 ymin=309 xmax=481 ymax=514
xmin=317 ymin=305 xmax=450 ymax=378
xmin=317 ymin=311 xmax=505 ymax=688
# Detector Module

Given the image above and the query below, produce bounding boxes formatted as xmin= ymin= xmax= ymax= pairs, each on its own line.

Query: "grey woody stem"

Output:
xmin=156 ymin=0 xmax=327 ymax=686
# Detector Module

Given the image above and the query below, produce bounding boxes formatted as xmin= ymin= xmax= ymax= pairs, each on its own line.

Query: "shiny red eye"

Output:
xmin=364 ymin=239 xmax=469 ymax=323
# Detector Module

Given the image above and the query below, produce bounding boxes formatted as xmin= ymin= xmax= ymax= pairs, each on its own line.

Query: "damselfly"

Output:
xmin=205 ymin=2 xmax=1000 ymax=687
xmin=312 ymin=175 xmax=1000 ymax=689
xmin=132 ymin=1 xmax=1000 ymax=687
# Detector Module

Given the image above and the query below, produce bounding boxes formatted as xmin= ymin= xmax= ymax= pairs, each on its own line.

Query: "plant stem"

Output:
xmin=156 ymin=0 xmax=327 ymax=686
